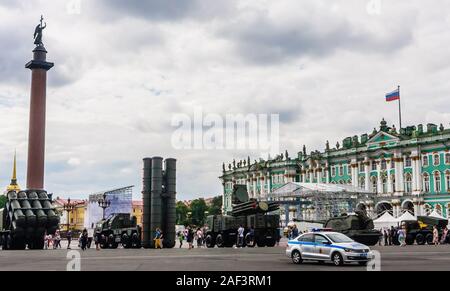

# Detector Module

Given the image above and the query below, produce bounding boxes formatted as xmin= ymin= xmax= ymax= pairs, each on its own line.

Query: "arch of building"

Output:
xmin=375 ymin=201 xmax=393 ymax=216
xmin=401 ymin=199 xmax=414 ymax=215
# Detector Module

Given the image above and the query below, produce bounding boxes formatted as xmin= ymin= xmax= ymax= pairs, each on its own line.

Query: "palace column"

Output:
xmin=376 ymin=161 xmax=382 ymax=194
xmin=246 ymin=175 xmax=252 ymax=198
xmin=351 ymin=159 xmax=358 ymax=188
xmin=25 ymin=43 xmax=54 ymax=189
xmin=301 ymin=170 xmax=306 ymax=183
xmin=317 ymin=168 xmax=323 ymax=184
xmin=325 ymin=163 xmax=330 ymax=184
xmin=394 ymin=152 xmax=405 ymax=196
xmin=364 ymin=158 xmax=371 ymax=191
xmin=309 ymin=169 xmax=314 ymax=183
xmin=387 ymin=159 xmax=393 ymax=193
xmin=252 ymin=174 xmax=257 ymax=198
xmin=266 ymin=173 xmax=271 ymax=194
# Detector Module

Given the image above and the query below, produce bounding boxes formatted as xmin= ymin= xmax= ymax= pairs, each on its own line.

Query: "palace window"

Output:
xmin=423 ymin=173 xmax=430 ymax=193
xmin=339 ymin=166 xmax=344 ymax=176
xmin=359 ymin=163 xmax=365 ymax=173
xmin=382 ymin=177 xmax=388 ymax=194
xmin=422 ymin=155 xmax=429 ymax=167
xmin=331 ymin=167 xmax=336 ymax=177
xmin=434 ymin=154 xmax=440 ymax=166
xmin=381 ymin=160 xmax=387 ymax=170
xmin=435 ymin=204 xmax=442 ymax=216
xmin=405 ymin=157 xmax=412 ymax=168
xmin=446 ymin=153 xmax=450 ymax=165
xmin=446 ymin=171 xmax=450 ymax=192
xmin=434 ymin=172 xmax=442 ymax=193
xmin=404 ymin=174 xmax=412 ymax=194
xmin=392 ymin=175 xmax=396 ymax=192
xmin=371 ymin=178 xmax=378 ymax=193
xmin=371 ymin=162 xmax=377 ymax=171
xmin=424 ymin=204 xmax=432 ymax=216
xmin=360 ymin=177 xmax=365 ymax=188
xmin=347 ymin=165 xmax=351 ymax=175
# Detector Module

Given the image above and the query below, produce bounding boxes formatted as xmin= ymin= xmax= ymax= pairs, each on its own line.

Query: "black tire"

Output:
xmin=265 ymin=238 xmax=276 ymax=247
xmin=122 ymin=234 xmax=132 ymax=249
xmin=291 ymin=250 xmax=303 ymax=264
xmin=416 ymin=233 xmax=425 ymax=245
xmin=332 ymin=252 xmax=344 ymax=266
xmin=205 ymin=234 xmax=215 ymax=248
xmin=256 ymin=238 xmax=266 ymax=248
xmin=216 ymin=234 xmax=225 ymax=248
xmin=131 ymin=233 xmax=141 ymax=249
xmin=245 ymin=234 xmax=255 ymax=248
xmin=405 ymin=234 xmax=415 ymax=245
xmin=426 ymin=233 xmax=434 ymax=245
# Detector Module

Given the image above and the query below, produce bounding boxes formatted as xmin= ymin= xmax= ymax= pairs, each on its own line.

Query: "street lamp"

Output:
xmin=63 ymin=198 xmax=77 ymax=231
xmin=98 ymin=193 xmax=111 ymax=219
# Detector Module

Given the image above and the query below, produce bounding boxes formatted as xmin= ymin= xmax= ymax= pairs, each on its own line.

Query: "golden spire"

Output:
xmin=7 ymin=151 xmax=20 ymax=192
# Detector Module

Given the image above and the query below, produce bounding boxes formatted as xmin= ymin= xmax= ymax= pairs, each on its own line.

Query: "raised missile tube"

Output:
xmin=163 ymin=158 xmax=176 ymax=248
xmin=142 ymin=158 xmax=152 ymax=248
xmin=150 ymin=157 xmax=163 ymax=248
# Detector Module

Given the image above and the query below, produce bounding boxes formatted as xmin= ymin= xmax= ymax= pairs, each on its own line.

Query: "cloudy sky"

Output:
xmin=0 ymin=0 xmax=449 ymax=200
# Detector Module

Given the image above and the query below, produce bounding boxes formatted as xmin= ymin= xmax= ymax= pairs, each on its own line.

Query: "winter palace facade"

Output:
xmin=220 ymin=119 xmax=450 ymax=218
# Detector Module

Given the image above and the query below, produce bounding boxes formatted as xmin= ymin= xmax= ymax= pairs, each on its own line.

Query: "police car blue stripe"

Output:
xmin=287 ymin=241 xmax=346 ymax=250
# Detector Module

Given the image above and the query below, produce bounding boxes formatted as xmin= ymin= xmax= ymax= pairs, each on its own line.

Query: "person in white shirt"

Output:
xmin=237 ymin=225 xmax=245 ymax=248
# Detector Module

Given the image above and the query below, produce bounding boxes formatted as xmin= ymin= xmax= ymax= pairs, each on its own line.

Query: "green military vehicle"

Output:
xmin=204 ymin=185 xmax=280 ymax=248
xmin=1 ymin=190 xmax=59 ymax=250
xmin=398 ymin=216 xmax=449 ymax=245
xmin=95 ymin=213 xmax=141 ymax=249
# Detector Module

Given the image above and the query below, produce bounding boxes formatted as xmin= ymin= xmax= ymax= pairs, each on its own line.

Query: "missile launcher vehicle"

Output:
xmin=0 ymin=190 xmax=59 ymax=250
xmin=205 ymin=185 xmax=280 ymax=248
xmin=95 ymin=213 xmax=141 ymax=249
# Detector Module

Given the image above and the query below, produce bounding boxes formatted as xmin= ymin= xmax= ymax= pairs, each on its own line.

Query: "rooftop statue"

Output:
xmin=34 ymin=15 xmax=47 ymax=46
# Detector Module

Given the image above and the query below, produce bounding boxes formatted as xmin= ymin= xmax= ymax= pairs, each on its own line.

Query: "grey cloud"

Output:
xmin=219 ymin=12 xmax=415 ymax=65
xmin=92 ymin=0 xmax=236 ymax=22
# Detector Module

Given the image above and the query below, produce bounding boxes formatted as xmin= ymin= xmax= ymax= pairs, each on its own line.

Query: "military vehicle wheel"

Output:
xmin=265 ymin=238 xmax=276 ymax=247
xmin=216 ymin=234 xmax=225 ymax=248
xmin=205 ymin=234 xmax=215 ymax=248
xmin=245 ymin=234 xmax=255 ymax=248
xmin=405 ymin=234 xmax=415 ymax=245
xmin=415 ymin=234 xmax=425 ymax=245
xmin=291 ymin=250 xmax=302 ymax=264
xmin=122 ymin=234 xmax=132 ymax=249
xmin=131 ymin=234 xmax=141 ymax=248
xmin=332 ymin=252 xmax=344 ymax=266
xmin=256 ymin=239 xmax=266 ymax=247
xmin=426 ymin=233 xmax=434 ymax=245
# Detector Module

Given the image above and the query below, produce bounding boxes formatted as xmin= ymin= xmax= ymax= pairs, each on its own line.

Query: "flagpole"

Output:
xmin=398 ymin=85 xmax=402 ymax=130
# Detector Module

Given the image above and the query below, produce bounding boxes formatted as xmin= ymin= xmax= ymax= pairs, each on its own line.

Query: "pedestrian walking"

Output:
xmin=177 ymin=231 xmax=184 ymax=248
xmin=292 ymin=225 xmax=299 ymax=239
xmin=236 ymin=225 xmax=244 ymax=248
xmin=186 ymin=226 xmax=193 ymax=250
xmin=66 ymin=230 xmax=72 ymax=249
xmin=80 ymin=228 xmax=88 ymax=251
xmin=94 ymin=231 xmax=101 ymax=251
xmin=433 ymin=226 xmax=439 ymax=246
xmin=441 ymin=226 xmax=448 ymax=244
xmin=196 ymin=228 xmax=203 ymax=248
xmin=53 ymin=230 xmax=61 ymax=249
xmin=154 ymin=228 xmax=163 ymax=249
xmin=388 ymin=226 xmax=394 ymax=246
xmin=398 ymin=225 xmax=407 ymax=247
xmin=383 ymin=229 xmax=388 ymax=246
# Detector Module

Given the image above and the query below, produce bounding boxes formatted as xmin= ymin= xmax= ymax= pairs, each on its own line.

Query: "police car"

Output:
xmin=286 ymin=230 xmax=373 ymax=266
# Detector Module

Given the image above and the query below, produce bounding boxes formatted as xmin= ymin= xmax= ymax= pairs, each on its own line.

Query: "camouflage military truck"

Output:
xmin=205 ymin=185 xmax=280 ymax=248
xmin=95 ymin=213 xmax=141 ymax=249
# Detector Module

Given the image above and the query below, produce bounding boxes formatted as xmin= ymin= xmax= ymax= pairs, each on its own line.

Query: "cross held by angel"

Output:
xmin=34 ymin=15 xmax=47 ymax=46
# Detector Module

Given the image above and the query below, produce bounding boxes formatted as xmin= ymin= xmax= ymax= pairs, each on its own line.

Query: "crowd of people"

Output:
xmin=379 ymin=224 xmax=449 ymax=247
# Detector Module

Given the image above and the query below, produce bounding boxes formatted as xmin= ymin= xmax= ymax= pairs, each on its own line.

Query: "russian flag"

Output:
xmin=386 ymin=89 xmax=400 ymax=102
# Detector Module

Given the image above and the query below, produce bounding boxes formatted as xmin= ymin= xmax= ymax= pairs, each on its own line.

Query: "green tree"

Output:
xmin=208 ymin=196 xmax=222 ymax=216
xmin=190 ymin=198 xmax=208 ymax=226
xmin=0 ymin=195 xmax=6 ymax=209
xmin=176 ymin=201 xmax=189 ymax=225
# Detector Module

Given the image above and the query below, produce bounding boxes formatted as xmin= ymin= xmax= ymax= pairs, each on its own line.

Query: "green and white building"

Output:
xmin=220 ymin=120 xmax=450 ymax=218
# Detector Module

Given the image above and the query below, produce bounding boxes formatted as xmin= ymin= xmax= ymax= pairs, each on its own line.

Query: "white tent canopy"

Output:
xmin=396 ymin=211 xmax=417 ymax=222
xmin=373 ymin=212 xmax=398 ymax=229
xmin=428 ymin=209 xmax=446 ymax=220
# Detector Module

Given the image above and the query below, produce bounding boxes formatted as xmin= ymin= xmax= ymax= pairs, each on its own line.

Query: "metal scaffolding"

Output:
xmin=267 ymin=182 xmax=375 ymax=225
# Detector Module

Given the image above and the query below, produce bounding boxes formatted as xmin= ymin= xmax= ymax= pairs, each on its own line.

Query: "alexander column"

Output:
xmin=25 ymin=16 xmax=54 ymax=190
